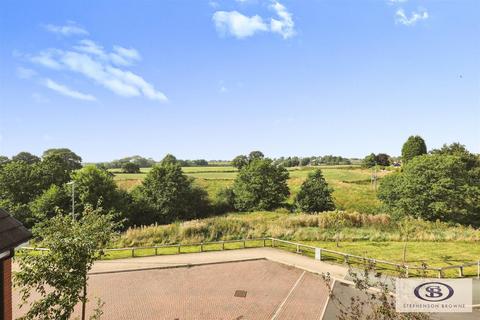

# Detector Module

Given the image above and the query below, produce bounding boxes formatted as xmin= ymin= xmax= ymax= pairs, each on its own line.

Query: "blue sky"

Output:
xmin=0 ymin=0 xmax=478 ymax=162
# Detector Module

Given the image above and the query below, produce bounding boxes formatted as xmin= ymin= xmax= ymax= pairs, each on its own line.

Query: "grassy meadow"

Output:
xmin=112 ymin=165 xmax=390 ymax=214
xmin=113 ymin=210 xmax=480 ymax=275
xmin=109 ymin=165 xmax=479 ymax=272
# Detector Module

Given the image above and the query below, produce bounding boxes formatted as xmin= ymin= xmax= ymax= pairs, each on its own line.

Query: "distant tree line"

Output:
xmin=0 ymin=149 xmax=336 ymax=230
xmin=96 ymin=155 xmax=210 ymax=171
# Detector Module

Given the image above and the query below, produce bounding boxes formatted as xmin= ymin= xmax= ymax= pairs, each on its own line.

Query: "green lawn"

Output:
xmin=100 ymin=239 xmax=479 ymax=278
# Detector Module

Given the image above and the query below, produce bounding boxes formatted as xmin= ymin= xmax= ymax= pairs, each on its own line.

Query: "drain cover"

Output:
xmin=234 ymin=290 xmax=247 ymax=298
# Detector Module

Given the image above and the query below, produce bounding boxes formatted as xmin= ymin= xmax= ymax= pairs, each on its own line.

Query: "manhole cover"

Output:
xmin=234 ymin=290 xmax=247 ymax=298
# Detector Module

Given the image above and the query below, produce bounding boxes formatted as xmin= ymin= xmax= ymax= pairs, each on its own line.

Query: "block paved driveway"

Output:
xmin=14 ymin=259 xmax=331 ymax=320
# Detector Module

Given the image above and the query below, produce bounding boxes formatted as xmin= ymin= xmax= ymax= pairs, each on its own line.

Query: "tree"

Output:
xmin=0 ymin=155 xmax=9 ymax=167
xmin=375 ymin=153 xmax=391 ymax=167
xmin=295 ymin=169 xmax=335 ymax=213
xmin=248 ymin=150 xmax=264 ymax=161
xmin=431 ymin=142 xmax=479 ymax=169
xmin=29 ymin=184 xmax=71 ymax=223
xmin=131 ymin=163 xmax=210 ymax=224
xmin=72 ymin=165 xmax=124 ymax=214
xmin=231 ymin=155 xmax=248 ymax=169
xmin=160 ymin=154 xmax=178 ymax=165
xmin=401 ymin=135 xmax=427 ymax=163
xmin=121 ymin=162 xmax=140 ymax=173
xmin=12 ymin=151 xmax=40 ymax=164
xmin=38 ymin=153 xmax=74 ymax=189
xmin=15 ymin=206 xmax=117 ymax=320
xmin=378 ymin=154 xmax=480 ymax=226
xmin=232 ymin=158 xmax=289 ymax=211
xmin=43 ymin=148 xmax=82 ymax=171
xmin=0 ymin=160 xmax=41 ymax=225
xmin=362 ymin=153 xmax=377 ymax=168
xmin=300 ymin=157 xmax=311 ymax=166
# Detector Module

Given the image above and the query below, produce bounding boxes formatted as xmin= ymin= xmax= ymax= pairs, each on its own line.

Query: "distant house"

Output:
xmin=0 ymin=208 xmax=32 ymax=320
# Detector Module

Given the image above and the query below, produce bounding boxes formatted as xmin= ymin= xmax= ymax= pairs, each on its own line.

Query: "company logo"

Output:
xmin=396 ymin=278 xmax=472 ymax=313
xmin=413 ymin=282 xmax=454 ymax=302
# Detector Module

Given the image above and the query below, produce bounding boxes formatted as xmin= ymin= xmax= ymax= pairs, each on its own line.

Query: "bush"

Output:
xmin=295 ymin=169 xmax=335 ymax=213
xmin=232 ymin=159 xmax=289 ymax=211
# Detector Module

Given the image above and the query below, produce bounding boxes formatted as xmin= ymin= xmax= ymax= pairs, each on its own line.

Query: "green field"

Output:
xmin=112 ymin=165 xmax=390 ymax=213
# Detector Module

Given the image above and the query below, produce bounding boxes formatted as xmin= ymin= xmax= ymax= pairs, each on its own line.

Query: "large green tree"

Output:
xmin=12 ymin=151 xmax=41 ymax=164
xmin=132 ymin=162 xmax=209 ymax=225
xmin=401 ymin=135 xmax=427 ymax=163
xmin=378 ymin=153 xmax=480 ymax=226
xmin=295 ymin=169 xmax=335 ymax=213
xmin=232 ymin=158 xmax=289 ymax=211
xmin=15 ymin=206 xmax=117 ymax=320
xmin=71 ymin=165 xmax=126 ymax=211
xmin=42 ymin=148 xmax=82 ymax=171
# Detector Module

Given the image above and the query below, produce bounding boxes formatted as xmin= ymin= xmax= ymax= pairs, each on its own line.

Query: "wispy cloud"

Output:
xmin=29 ymin=40 xmax=167 ymax=102
xmin=395 ymin=8 xmax=429 ymax=26
xmin=16 ymin=67 xmax=37 ymax=79
xmin=43 ymin=78 xmax=96 ymax=101
xmin=212 ymin=0 xmax=295 ymax=39
xmin=44 ymin=21 xmax=89 ymax=36
xmin=387 ymin=0 xmax=407 ymax=4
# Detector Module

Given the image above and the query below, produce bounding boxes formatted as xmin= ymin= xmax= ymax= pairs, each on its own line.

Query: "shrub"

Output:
xmin=294 ymin=169 xmax=335 ymax=213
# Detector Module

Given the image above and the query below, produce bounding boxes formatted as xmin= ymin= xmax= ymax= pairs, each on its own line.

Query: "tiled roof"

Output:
xmin=0 ymin=208 xmax=32 ymax=253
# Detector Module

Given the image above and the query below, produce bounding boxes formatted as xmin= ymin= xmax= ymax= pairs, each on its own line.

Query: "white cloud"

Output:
xmin=388 ymin=0 xmax=407 ymax=4
xmin=30 ymin=40 xmax=167 ymax=102
xmin=43 ymin=78 xmax=96 ymax=101
xmin=213 ymin=11 xmax=268 ymax=38
xmin=270 ymin=1 xmax=295 ymax=39
xmin=212 ymin=1 xmax=295 ymax=39
xmin=395 ymin=8 xmax=429 ymax=26
xmin=16 ymin=67 xmax=37 ymax=79
xmin=44 ymin=22 xmax=89 ymax=36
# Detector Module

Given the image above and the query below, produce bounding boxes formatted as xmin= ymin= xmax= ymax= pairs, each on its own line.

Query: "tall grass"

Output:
xmin=116 ymin=210 xmax=480 ymax=247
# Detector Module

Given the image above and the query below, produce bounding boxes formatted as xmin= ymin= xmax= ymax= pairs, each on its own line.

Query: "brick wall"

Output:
xmin=3 ymin=258 xmax=12 ymax=320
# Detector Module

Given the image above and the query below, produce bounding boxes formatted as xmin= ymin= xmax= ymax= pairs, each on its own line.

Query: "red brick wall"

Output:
xmin=3 ymin=258 xmax=12 ymax=320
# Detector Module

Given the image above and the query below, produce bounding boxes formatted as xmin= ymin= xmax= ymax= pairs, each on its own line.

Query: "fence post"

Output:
xmin=177 ymin=244 xmax=181 ymax=254
xmin=131 ymin=248 xmax=135 ymax=258
xmin=315 ymin=248 xmax=322 ymax=261
xmin=477 ymin=261 xmax=480 ymax=279
xmin=272 ymin=238 xmax=275 ymax=248
xmin=458 ymin=266 xmax=464 ymax=277
xmin=371 ymin=259 xmax=376 ymax=272
xmin=200 ymin=243 xmax=203 ymax=252
xmin=243 ymin=239 xmax=246 ymax=248
xmin=222 ymin=241 xmax=225 ymax=250
xmin=405 ymin=266 xmax=409 ymax=278
xmin=155 ymin=247 xmax=158 ymax=256
xmin=344 ymin=254 xmax=349 ymax=265
xmin=263 ymin=238 xmax=266 ymax=247
xmin=438 ymin=269 xmax=443 ymax=279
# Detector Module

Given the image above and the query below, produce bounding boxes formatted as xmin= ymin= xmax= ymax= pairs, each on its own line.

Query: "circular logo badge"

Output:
xmin=413 ymin=282 xmax=454 ymax=302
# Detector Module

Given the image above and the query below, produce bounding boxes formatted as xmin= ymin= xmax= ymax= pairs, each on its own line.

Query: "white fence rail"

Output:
xmin=20 ymin=237 xmax=480 ymax=279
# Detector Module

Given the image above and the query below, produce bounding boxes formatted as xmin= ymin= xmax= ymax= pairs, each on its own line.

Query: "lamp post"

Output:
xmin=67 ymin=181 xmax=76 ymax=221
